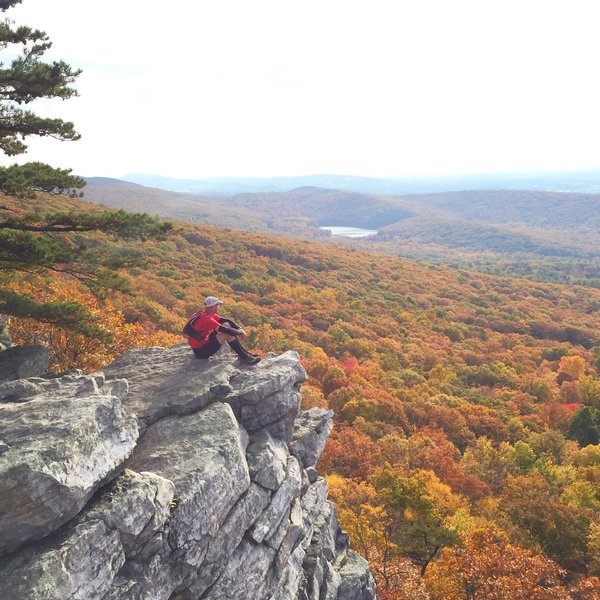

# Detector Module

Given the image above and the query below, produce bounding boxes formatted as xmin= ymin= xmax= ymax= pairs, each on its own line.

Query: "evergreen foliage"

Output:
xmin=0 ymin=0 xmax=80 ymax=157
xmin=0 ymin=1 xmax=172 ymax=337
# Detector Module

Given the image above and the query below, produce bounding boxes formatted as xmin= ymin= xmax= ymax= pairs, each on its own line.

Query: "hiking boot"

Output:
xmin=241 ymin=354 xmax=261 ymax=365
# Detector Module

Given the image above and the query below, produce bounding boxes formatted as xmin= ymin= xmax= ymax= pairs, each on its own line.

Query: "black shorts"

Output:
xmin=192 ymin=330 xmax=222 ymax=359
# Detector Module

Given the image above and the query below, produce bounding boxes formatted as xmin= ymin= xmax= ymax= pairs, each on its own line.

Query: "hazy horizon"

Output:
xmin=99 ymin=169 xmax=600 ymax=197
xmin=8 ymin=1 xmax=600 ymax=181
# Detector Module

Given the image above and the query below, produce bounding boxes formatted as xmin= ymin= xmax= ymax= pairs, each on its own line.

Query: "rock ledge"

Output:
xmin=0 ymin=344 xmax=377 ymax=600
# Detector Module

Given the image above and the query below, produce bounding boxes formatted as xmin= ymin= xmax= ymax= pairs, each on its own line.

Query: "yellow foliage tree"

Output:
xmin=7 ymin=277 xmax=179 ymax=372
xmin=579 ymin=374 xmax=600 ymax=408
xmin=326 ymin=474 xmax=430 ymax=600
xmin=558 ymin=355 xmax=586 ymax=381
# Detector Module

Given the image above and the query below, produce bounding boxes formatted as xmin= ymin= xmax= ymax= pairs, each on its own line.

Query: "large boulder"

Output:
xmin=0 ymin=374 xmax=138 ymax=556
xmin=247 ymin=431 xmax=290 ymax=490
xmin=0 ymin=344 xmax=49 ymax=382
xmin=290 ymin=408 xmax=335 ymax=468
xmin=0 ymin=469 xmax=174 ymax=600
xmin=126 ymin=400 xmax=251 ymax=567
xmin=227 ymin=350 xmax=307 ymax=439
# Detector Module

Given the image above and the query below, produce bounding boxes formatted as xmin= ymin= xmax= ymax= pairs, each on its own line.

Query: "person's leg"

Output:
xmin=196 ymin=331 xmax=260 ymax=364
xmin=193 ymin=331 xmax=223 ymax=359
xmin=228 ymin=337 xmax=249 ymax=357
xmin=227 ymin=337 xmax=260 ymax=364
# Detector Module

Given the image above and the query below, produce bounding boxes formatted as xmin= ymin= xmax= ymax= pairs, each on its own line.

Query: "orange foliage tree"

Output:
xmin=425 ymin=525 xmax=569 ymax=600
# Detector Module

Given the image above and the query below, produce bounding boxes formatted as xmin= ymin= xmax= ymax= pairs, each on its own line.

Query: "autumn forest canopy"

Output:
xmin=4 ymin=189 xmax=600 ymax=598
xmin=1 ymin=1 xmax=600 ymax=598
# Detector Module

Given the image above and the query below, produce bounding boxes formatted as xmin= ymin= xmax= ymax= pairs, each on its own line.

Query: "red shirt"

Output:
xmin=186 ymin=310 xmax=222 ymax=349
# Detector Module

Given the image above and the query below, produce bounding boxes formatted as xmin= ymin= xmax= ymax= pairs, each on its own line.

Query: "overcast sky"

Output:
xmin=6 ymin=0 xmax=600 ymax=179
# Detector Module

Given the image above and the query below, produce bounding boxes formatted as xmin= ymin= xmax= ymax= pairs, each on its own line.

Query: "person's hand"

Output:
xmin=239 ymin=329 xmax=247 ymax=340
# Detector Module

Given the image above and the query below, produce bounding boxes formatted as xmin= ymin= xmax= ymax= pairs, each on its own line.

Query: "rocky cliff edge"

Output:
xmin=0 ymin=344 xmax=378 ymax=600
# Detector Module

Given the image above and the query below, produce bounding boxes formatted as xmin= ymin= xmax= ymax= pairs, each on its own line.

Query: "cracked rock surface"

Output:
xmin=0 ymin=343 xmax=378 ymax=600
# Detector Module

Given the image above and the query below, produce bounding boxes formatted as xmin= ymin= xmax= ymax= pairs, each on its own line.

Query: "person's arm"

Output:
xmin=218 ymin=316 xmax=241 ymax=329
xmin=217 ymin=323 xmax=245 ymax=337
xmin=183 ymin=320 xmax=205 ymax=342
xmin=217 ymin=316 xmax=246 ymax=337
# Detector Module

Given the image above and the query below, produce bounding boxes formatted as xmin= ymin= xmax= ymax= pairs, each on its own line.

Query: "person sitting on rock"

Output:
xmin=183 ymin=296 xmax=260 ymax=365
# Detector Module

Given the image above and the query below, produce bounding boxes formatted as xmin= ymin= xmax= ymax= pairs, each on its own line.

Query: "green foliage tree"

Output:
xmin=566 ymin=406 xmax=600 ymax=447
xmin=0 ymin=0 xmax=172 ymax=337
xmin=372 ymin=468 xmax=461 ymax=576
xmin=511 ymin=440 xmax=537 ymax=473
xmin=500 ymin=473 xmax=592 ymax=566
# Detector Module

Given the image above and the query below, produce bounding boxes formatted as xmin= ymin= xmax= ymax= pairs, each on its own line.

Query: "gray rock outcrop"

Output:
xmin=0 ymin=343 xmax=49 ymax=381
xmin=0 ymin=315 xmax=11 ymax=351
xmin=0 ymin=343 xmax=377 ymax=600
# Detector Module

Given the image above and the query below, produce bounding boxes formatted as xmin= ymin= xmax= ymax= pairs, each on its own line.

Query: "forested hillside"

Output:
xmin=372 ymin=190 xmax=600 ymax=287
xmin=84 ymin=179 xmax=600 ymax=288
xmin=83 ymin=179 xmax=413 ymax=232
xmin=5 ymin=191 xmax=600 ymax=599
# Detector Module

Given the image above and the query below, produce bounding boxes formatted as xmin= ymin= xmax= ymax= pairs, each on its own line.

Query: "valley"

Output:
xmin=84 ymin=178 xmax=600 ymax=287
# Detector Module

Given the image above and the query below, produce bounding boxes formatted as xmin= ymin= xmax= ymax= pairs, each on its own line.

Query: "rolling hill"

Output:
xmin=84 ymin=178 xmax=415 ymax=232
xmin=84 ymin=178 xmax=600 ymax=286
xmin=82 ymin=177 xmax=267 ymax=229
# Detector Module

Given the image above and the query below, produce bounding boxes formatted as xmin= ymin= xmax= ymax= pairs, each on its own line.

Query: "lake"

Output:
xmin=319 ymin=226 xmax=378 ymax=238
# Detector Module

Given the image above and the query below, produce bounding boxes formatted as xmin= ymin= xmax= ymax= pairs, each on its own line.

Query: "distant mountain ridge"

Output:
xmin=84 ymin=177 xmax=600 ymax=241
xmin=83 ymin=177 xmax=600 ymax=286
xmin=120 ymin=170 xmax=600 ymax=196
xmin=83 ymin=179 xmax=414 ymax=231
